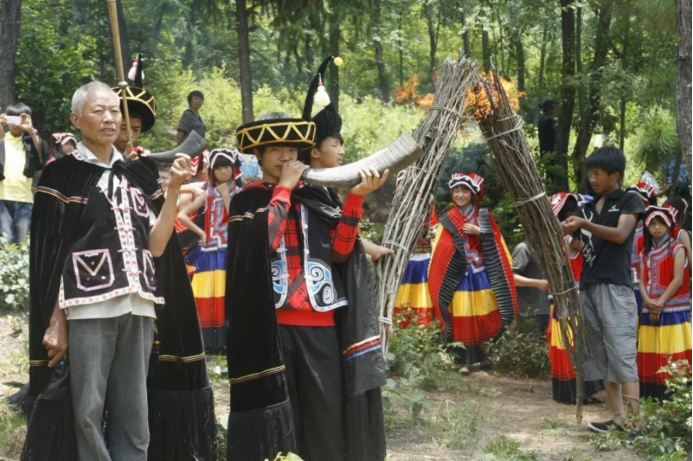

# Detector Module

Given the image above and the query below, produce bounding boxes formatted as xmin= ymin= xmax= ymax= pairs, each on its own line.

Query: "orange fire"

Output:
xmin=394 ymin=75 xmax=435 ymax=109
xmin=466 ymin=73 xmax=525 ymax=121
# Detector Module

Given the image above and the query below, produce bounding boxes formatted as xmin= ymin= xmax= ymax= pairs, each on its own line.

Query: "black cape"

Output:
xmin=22 ymin=154 xmax=216 ymax=461
xmin=225 ymin=183 xmax=386 ymax=461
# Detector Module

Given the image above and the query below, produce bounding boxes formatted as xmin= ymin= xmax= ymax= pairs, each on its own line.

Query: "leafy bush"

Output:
xmin=387 ymin=310 xmax=453 ymax=390
xmin=486 ymin=316 xmax=550 ymax=378
xmin=384 ymin=310 xmax=459 ymax=423
xmin=632 ymin=360 xmax=692 ymax=459
xmin=0 ymin=240 xmax=30 ymax=311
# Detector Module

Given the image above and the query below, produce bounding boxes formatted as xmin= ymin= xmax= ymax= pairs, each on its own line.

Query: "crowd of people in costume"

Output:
xmin=396 ymin=147 xmax=691 ymax=440
xmin=0 ymin=50 xmax=690 ymax=460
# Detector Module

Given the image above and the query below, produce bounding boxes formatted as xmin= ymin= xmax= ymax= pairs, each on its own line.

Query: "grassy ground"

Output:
xmin=0 ymin=312 xmax=649 ymax=461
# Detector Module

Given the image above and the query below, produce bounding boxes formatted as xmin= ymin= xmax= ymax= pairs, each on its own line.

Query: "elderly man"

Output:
xmin=23 ymin=81 xmax=216 ymax=461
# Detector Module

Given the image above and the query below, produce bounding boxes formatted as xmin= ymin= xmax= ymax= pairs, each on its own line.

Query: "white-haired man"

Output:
xmin=22 ymin=81 xmax=215 ymax=461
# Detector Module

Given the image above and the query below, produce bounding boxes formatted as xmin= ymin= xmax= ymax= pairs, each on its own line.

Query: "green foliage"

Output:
xmin=384 ymin=310 xmax=458 ymax=422
xmin=486 ymin=316 xmax=550 ymax=378
xmin=635 ymin=107 xmax=680 ymax=169
xmin=0 ymin=240 xmax=30 ymax=311
xmin=0 ymin=397 xmax=25 ymax=458
xmin=632 ymin=361 xmax=692 ymax=459
xmin=479 ymin=436 xmax=544 ymax=460
xmin=437 ymin=401 xmax=485 ymax=450
xmin=387 ymin=310 xmax=453 ymax=390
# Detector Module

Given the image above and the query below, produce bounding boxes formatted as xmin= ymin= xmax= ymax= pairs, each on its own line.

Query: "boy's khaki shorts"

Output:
xmin=578 ymin=283 xmax=638 ymax=383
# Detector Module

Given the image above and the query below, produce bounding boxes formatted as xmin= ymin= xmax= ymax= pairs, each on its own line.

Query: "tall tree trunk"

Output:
xmin=398 ymin=12 xmax=404 ymax=86
xmin=675 ymin=0 xmax=692 ymax=179
xmin=328 ymin=4 xmax=340 ymax=111
xmin=515 ymin=30 xmax=526 ymax=93
xmin=0 ymin=0 xmax=21 ymax=107
xmin=619 ymin=5 xmax=630 ymax=151
xmin=373 ymin=0 xmax=390 ymax=103
xmin=236 ymin=0 xmax=254 ymax=123
xmin=556 ymin=0 xmax=576 ymax=192
xmin=574 ymin=6 xmax=588 ymax=187
xmin=538 ymin=26 xmax=549 ymax=90
xmin=461 ymin=8 xmax=471 ymax=57
xmin=482 ymin=29 xmax=491 ymax=72
xmin=572 ymin=0 xmax=614 ymax=170
xmin=424 ymin=3 xmax=438 ymax=74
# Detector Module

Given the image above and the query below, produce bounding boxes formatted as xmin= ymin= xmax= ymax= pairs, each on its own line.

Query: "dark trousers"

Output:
xmin=279 ymin=325 xmax=344 ymax=461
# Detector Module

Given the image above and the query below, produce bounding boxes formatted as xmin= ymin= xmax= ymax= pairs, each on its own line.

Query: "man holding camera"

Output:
xmin=0 ymin=103 xmax=48 ymax=244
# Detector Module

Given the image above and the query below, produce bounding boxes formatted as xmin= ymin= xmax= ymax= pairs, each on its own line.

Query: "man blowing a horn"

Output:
xmin=224 ymin=58 xmax=388 ymax=461
xmin=23 ymin=81 xmax=216 ymax=461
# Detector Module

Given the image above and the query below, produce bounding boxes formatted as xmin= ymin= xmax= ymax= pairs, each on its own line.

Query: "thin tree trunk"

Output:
xmin=494 ymin=8 xmax=506 ymax=75
xmin=398 ymin=12 xmax=404 ymax=86
xmin=675 ymin=0 xmax=692 ymax=179
xmin=574 ymin=6 xmax=588 ymax=188
xmin=236 ymin=0 xmax=254 ymax=123
xmin=461 ymin=8 xmax=471 ymax=57
xmin=373 ymin=0 xmax=390 ymax=103
xmin=538 ymin=26 xmax=549 ymax=90
xmin=619 ymin=5 xmax=630 ymax=151
xmin=515 ymin=30 xmax=526 ymax=93
xmin=556 ymin=0 xmax=576 ymax=192
xmin=572 ymin=0 xmax=614 ymax=179
xmin=0 ymin=0 xmax=22 ymax=107
xmin=424 ymin=3 xmax=438 ymax=74
xmin=328 ymin=4 xmax=340 ymax=111
xmin=482 ymin=29 xmax=491 ymax=72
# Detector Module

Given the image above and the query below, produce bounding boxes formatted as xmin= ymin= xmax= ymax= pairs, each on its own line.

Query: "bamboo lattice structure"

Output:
xmin=470 ymin=69 xmax=586 ymax=423
xmin=375 ymin=55 xmax=478 ymax=354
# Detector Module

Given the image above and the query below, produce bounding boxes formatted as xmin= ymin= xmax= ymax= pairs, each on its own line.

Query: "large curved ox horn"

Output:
xmin=301 ymin=133 xmax=423 ymax=188
xmin=143 ymin=131 xmax=208 ymax=162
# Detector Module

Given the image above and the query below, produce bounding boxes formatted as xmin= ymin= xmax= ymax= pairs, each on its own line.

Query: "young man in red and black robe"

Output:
xmin=225 ymin=77 xmax=388 ymax=459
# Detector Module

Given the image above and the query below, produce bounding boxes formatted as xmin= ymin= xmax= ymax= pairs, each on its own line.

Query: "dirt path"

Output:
xmin=0 ymin=312 xmax=645 ymax=461
xmin=386 ymin=372 xmax=644 ymax=460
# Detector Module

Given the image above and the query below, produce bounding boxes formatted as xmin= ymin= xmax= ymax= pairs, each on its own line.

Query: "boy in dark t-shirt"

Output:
xmin=562 ymin=147 xmax=645 ymax=437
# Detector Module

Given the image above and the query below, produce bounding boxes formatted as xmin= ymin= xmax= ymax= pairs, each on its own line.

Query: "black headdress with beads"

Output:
xmin=303 ymin=56 xmax=343 ymax=147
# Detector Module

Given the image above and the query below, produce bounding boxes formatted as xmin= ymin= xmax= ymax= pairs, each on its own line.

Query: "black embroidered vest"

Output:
xmin=270 ymin=190 xmax=348 ymax=312
xmin=58 ymin=176 xmax=164 ymax=308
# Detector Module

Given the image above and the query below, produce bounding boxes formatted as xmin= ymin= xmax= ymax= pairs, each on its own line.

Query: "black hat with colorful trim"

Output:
xmin=235 ymin=117 xmax=316 ymax=153
xmin=112 ymin=53 xmax=157 ymax=133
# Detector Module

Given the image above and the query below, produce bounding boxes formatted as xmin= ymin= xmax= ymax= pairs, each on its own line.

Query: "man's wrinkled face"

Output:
xmin=71 ymin=90 xmax=121 ymax=147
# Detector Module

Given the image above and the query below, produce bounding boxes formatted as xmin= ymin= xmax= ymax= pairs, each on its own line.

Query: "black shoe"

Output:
xmin=588 ymin=419 xmax=625 ymax=433
xmin=626 ymin=429 xmax=642 ymax=442
xmin=582 ymin=397 xmax=604 ymax=405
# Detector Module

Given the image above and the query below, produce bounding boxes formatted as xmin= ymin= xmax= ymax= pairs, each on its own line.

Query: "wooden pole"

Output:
xmin=107 ymin=0 xmax=133 ymax=155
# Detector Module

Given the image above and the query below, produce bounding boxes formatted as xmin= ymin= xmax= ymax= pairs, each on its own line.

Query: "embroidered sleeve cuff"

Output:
xmin=342 ymin=192 xmax=364 ymax=216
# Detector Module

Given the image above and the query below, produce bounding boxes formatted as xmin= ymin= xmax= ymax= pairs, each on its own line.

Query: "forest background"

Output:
xmin=0 ymin=0 xmax=691 ymax=244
